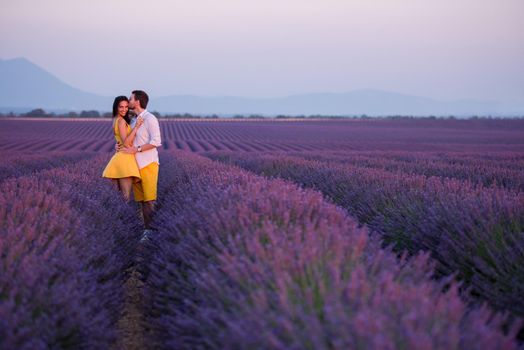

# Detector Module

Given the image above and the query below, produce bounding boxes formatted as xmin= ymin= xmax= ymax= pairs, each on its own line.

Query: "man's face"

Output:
xmin=129 ymin=93 xmax=138 ymax=110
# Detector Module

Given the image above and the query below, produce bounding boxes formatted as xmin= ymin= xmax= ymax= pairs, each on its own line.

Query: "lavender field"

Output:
xmin=1 ymin=117 xmax=524 ymax=349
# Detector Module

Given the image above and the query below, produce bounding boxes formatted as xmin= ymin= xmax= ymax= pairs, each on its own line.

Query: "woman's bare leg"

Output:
xmin=111 ymin=179 xmax=120 ymax=190
xmin=118 ymin=177 xmax=133 ymax=202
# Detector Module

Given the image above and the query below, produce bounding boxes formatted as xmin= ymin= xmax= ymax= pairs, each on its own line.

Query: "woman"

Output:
xmin=102 ymin=96 xmax=143 ymax=201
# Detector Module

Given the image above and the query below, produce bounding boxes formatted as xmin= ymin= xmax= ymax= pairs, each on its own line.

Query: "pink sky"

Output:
xmin=1 ymin=0 xmax=523 ymax=107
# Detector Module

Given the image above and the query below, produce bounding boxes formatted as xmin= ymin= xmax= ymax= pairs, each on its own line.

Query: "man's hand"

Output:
xmin=115 ymin=143 xmax=123 ymax=152
xmin=120 ymin=146 xmax=138 ymax=154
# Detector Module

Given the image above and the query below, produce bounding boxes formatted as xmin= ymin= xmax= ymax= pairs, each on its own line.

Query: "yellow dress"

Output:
xmin=102 ymin=118 xmax=141 ymax=182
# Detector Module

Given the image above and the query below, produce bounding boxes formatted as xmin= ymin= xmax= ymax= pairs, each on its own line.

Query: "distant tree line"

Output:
xmin=0 ymin=108 xmax=521 ymax=120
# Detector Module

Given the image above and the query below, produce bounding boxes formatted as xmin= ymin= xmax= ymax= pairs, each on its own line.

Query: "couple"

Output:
xmin=102 ymin=90 xmax=162 ymax=239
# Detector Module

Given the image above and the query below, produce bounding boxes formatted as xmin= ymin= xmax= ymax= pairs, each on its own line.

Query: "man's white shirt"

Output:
xmin=131 ymin=109 xmax=162 ymax=169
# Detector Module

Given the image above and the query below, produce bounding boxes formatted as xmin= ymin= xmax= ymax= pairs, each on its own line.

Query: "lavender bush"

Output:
xmin=205 ymin=151 xmax=524 ymax=317
xmin=283 ymin=150 xmax=524 ymax=191
xmin=142 ymin=151 xmax=519 ymax=349
xmin=0 ymin=152 xmax=97 ymax=183
xmin=0 ymin=155 xmax=142 ymax=349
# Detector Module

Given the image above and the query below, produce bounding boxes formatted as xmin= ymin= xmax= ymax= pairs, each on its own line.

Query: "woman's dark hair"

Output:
xmin=112 ymin=96 xmax=130 ymax=124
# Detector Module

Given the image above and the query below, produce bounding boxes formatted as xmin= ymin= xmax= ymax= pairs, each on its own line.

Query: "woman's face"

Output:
xmin=118 ymin=100 xmax=129 ymax=117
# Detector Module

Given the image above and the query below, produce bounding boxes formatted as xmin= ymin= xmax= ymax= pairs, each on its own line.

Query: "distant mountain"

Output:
xmin=0 ymin=57 xmax=519 ymax=116
xmin=153 ymin=91 xmax=501 ymax=116
xmin=0 ymin=57 xmax=111 ymax=111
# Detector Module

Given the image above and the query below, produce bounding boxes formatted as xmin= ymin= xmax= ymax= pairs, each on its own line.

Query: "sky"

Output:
xmin=1 ymin=0 xmax=523 ymax=105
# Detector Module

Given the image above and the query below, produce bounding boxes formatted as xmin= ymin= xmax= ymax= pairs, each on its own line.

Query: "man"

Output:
xmin=119 ymin=90 xmax=161 ymax=240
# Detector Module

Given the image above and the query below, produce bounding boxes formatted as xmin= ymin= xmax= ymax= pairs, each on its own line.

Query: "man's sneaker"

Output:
xmin=140 ymin=229 xmax=154 ymax=242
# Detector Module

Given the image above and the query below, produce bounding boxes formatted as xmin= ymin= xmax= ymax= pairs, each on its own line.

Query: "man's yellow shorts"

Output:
xmin=133 ymin=162 xmax=159 ymax=202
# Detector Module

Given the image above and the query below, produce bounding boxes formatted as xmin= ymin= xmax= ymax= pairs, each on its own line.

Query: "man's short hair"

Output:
xmin=132 ymin=90 xmax=149 ymax=109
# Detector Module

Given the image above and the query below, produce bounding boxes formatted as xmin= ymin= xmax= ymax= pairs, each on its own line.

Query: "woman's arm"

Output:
xmin=118 ymin=117 xmax=143 ymax=147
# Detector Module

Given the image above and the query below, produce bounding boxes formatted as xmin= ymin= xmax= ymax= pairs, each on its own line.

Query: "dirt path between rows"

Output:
xmin=114 ymin=262 xmax=147 ymax=350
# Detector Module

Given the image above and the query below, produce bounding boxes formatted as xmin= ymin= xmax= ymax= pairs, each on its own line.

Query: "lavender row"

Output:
xmin=3 ymin=118 xmax=523 ymax=154
xmin=0 ymin=151 xmax=98 ymax=183
xmin=284 ymin=150 xmax=524 ymax=191
xmin=204 ymin=151 xmax=524 ymax=317
xmin=0 ymin=155 xmax=142 ymax=349
xmin=142 ymin=151 xmax=518 ymax=349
